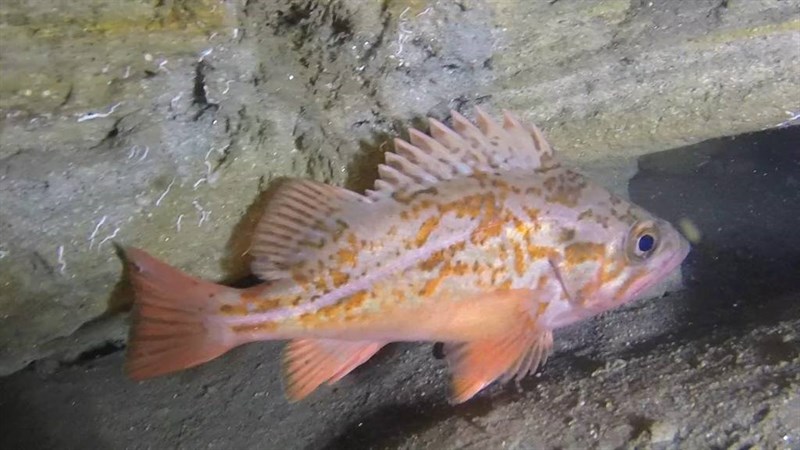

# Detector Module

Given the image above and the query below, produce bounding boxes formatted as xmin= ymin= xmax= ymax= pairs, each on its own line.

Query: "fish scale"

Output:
xmin=122 ymin=107 xmax=691 ymax=403
xmin=266 ymin=168 xmax=633 ymax=336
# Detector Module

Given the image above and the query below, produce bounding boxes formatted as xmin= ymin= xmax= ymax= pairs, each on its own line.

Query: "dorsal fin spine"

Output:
xmin=408 ymin=129 xmax=468 ymax=171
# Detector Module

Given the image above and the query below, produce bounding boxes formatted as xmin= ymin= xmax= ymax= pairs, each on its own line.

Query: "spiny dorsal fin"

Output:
xmin=366 ymin=107 xmax=557 ymax=200
xmin=251 ymin=179 xmax=369 ymax=281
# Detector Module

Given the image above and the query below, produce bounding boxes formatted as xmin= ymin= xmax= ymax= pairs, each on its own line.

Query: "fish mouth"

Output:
xmin=627 ymin=240 xmax=691 ymax=301
xmin=663 ymin=239 xmax=691 ymax=275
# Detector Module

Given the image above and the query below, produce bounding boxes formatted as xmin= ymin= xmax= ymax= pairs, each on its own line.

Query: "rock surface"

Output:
xmin=0 ymin=0 xmax=798 ymax=379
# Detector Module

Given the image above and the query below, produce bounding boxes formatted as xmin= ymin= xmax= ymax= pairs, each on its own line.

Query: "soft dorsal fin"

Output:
xmin=251 ymin=179 xmax=369 ymax=281
xmin=366 ymin=107 xmax=557 ymax=200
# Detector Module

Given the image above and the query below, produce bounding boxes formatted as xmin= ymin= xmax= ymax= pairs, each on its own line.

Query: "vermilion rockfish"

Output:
xmin=123 ymin=107 xmax=690 ymax=403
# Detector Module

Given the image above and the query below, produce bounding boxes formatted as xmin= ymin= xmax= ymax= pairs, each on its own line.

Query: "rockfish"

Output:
xmin=123 ymin=107 xmax=690 ymax=403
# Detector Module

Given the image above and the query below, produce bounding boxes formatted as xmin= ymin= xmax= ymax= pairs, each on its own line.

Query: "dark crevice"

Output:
xmin=328 ymin=5 xmax=353 ymax=44
xmin=67 ymin=341 xmax=126 ymax=366
xmin=192 ymin=61 xmax=219 ymax=120
xmin=627 ymin=414 xmax=656 ymax=441
xmin=88 ymin=116 xmax=127 ymax=150
xmin=707 ymin=0 xmax=729 ymax=20
xmin=274 ymin=2 xmax=313 ymax=29
xmin=192 ymin=61 xmax=209 ymax=105
xmin=58 ymin=84 xmax=74 ymax=108
xmin=104 ymin=121 xmax=120 ymax=140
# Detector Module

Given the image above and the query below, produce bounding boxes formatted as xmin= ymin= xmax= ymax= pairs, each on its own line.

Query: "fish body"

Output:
xmin=124 ymin=108 xmax=690 ymax=403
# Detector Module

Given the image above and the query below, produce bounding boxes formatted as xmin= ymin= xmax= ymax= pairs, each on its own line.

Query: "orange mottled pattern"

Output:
xmin=263 ymin=169 xmax=607 ymax=332
xmin=223 ymin=164 xmax=678 ymax=340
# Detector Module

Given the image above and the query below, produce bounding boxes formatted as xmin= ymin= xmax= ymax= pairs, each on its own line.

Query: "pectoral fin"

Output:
xmin=445 ymin=321 xmax=553 ymax=404
xmin=283 ymin=338 xmax=385 ymax=401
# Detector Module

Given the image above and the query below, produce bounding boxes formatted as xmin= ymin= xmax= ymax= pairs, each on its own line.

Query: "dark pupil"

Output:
xmin=638 ymin=234 xmax=655 ymax=253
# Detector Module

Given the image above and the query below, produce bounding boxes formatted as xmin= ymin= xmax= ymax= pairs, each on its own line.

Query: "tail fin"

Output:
xmin=122 ymin=247 xmax=238 ymax=381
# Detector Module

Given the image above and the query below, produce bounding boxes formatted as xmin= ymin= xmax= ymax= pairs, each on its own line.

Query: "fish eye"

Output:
xmin=637 ymin=234 xmax=655 ymax=253
xmin=626 ymin=222 xmax=659 ymax=262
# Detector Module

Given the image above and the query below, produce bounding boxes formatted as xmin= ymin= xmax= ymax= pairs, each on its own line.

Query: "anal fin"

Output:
xmin=445 ymin=322 xmax=553 ymax=404
xmin=283 ymin=339 xmax=385 ymax=401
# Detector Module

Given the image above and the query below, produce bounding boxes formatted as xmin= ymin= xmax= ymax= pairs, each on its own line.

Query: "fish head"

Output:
xmin=550 ymin=172 xmax=691 ymax=316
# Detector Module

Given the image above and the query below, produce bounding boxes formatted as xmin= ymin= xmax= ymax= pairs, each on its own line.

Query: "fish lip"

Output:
xmin=627 ymin=240 xmax=691 ymax=301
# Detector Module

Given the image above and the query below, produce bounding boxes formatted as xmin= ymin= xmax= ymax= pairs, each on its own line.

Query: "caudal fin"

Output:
xmin=123 ymin=247 xmax=238 ymax=380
